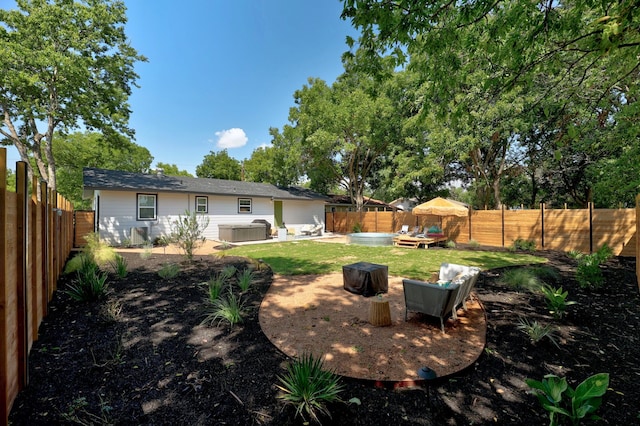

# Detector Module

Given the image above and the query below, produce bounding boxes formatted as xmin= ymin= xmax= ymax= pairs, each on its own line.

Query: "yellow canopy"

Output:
xmin=412 ymin=197 xmax=468 ymax=217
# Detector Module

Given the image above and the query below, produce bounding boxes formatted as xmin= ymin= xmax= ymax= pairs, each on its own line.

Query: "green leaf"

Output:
xmin=573 ymin=373 xmax=609 ymax=401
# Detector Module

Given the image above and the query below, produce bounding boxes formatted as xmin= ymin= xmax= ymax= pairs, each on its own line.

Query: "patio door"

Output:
xmin=274 ymin=200 xmax=283 ymax=228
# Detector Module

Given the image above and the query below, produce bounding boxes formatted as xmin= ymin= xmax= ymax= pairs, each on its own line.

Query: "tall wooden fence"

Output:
xmin=325 ymin=204 xmax=637 ymax=257
xmin=1 ymin=149 xmax=74 ymax=423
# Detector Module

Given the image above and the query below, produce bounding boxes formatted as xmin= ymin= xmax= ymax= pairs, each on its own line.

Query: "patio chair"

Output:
xmin=437 ymin=263 xmax=481 ymax=319
xmin=402 ymin=279 xmax=461 ymax=333
xmin=397 ymin=224 xmax=409 ymax=234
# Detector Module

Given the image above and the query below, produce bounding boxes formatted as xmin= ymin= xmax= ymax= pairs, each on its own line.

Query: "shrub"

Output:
xmin=201 ymin=289 xmax=245 ymax=327
xmin=567 ymin=249 xmax=584 ymax=260
xmin=510 ymin=238 xmax=536 ymax=252
xmin=526 ymin=373 xmax=609 ymax=426
xmin=158 ymin=262 xmax=180 ymax=279
xmin=65 ymin=256 xmax=109 ymax=302
xmin=540 ymin=285 xmax=576 ymax=319
xmin=517 ymin=317 xmax=559 ymax=348
xmin=500 ymin=268 xmax=542 ymax=292
xmin=445 ymin=240 xmax=456 ymax=248
xmin=576 ymin=255 xmax=604 ymax=289
xmin=276 ymin=352 xmax=344 ymax=424
xmin=468 ymin=239 xmax=480 ymax=248
xmin=171 ymin=210 xmax=209 ymax=261
xmin=593 ymin=243 xmax=613 ymax=264
xmin=109 ymin=254 xmax=128 ymax=279
xmin=351 ymin=222 xmax=362 ymax=233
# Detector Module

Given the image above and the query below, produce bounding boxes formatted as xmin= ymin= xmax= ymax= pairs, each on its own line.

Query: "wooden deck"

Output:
xmin=392 ymin=234 xmax=447 ymax=249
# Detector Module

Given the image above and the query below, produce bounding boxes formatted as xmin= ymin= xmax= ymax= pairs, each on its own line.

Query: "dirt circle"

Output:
xmin=259 ymin=273 xmax=486 ymax=383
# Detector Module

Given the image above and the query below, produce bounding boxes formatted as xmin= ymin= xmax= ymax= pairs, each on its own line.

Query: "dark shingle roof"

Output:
xmin=83 ymin=168 xmax=327 ymax=201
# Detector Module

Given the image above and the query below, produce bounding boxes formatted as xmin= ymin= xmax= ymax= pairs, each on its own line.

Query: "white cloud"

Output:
xmin=214 ymin=128 xmax=248 ymax=149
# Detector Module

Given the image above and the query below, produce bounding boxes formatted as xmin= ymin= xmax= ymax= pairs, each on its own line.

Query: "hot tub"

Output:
xmin=347 ymin=232 xmax=395 ymax=246
xmin=218 ymin=223 xmax=267 ymax=242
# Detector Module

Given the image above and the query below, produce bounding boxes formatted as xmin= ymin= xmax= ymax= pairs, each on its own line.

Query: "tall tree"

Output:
xmin=53 ymin=132 xmax=153 ymax=208
xmin=282 ymin=63 xmax=400 ymax=211
xmin=154 ymin=162 xmax=193 ymax=177
xmin=0 ymin=0 xmax=145 ymax=194
xmin=243 ymin=146 xmax=277 ymax=183
xmin=196 ymin=149 xmax=241 ymax=180
xmin=342 ymin=0 xmax=640 ymax=113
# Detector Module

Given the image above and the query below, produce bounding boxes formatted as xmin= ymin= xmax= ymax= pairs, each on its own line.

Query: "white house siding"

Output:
xmin=95 ymin=189 xmax=324 ymax=245
xmin=205 ymin=194 xmax=275 ymax=240
xmin=281 ymin=199 xmax=325 ymax=233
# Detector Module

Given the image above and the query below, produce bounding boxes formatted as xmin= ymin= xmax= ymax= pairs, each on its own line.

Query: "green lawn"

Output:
xmin=226 ymin=240 xmax=547 ymax=279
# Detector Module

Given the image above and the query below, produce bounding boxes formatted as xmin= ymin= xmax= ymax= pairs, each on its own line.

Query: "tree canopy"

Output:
xmin=0 ymin=0 xmax=145 ymax=194
xmin=155 ymin=162 xmax=193 ymax=177
xmin=53 ymin=132 xmax=153 ymax=208
xmin=196 ymin=149 xmax=242 ymax=180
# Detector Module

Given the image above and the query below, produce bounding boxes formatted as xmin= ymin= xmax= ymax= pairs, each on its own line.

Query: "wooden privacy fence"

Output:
xmin=325 ymin=203 xmax=637 ymax=257
xmin=1 ymin=149 xmax=74 ymax=423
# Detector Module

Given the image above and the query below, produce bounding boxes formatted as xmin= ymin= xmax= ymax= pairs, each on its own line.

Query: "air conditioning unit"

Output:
xmin=130 ymin=226 xmax=149 ymax=246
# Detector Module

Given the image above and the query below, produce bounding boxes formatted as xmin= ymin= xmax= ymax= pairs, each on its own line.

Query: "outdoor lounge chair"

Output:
xmin=437 ymin=263 xmax=481 ymax=319
xmin=397 ymin=224 xmax=409 ymax=234
xmin=402 ymin=279 xmax=461 ymax=333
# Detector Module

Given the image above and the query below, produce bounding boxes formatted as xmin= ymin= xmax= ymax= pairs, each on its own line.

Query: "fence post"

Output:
xmin=636 ymin=194 xmax=640 ymax=291
xmin=16 ymin=162 xmax=29 ymax=389
xmin=589 ymin=201 xmax=593 ymax=253
xmin=0 ymin=148 xmax=8 ymax=425
xmin=541 ymin=203 xmax=545 ymax=249
xmin=501 ymin=205 xmax=505 ymax=247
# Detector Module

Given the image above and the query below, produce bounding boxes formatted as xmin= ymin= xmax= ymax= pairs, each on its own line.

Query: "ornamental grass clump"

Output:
xmin=158 ymin=262 xmax=180 ymax=279
xmin=65 ymin=256 xmax=109 ymax=302
xmin=517 ymin=317 xmax=560 ymax=348
xmin=237 ymin=269 xmax=255 ymax=292
xmin=276 ymin=352 xmax=344 ymax=424
xmin=201 ymin=289 xmax=245 ymax=327
xmin=500 ymin=268 xmax=542 ymax=292
xmin=109 ymin=254 xmax=128 ymax=279
xmin=204 ymin=272 xmax=227 ymax=302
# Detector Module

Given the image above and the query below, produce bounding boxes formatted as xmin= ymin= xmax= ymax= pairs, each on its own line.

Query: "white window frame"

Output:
xmin=137 ymin=193 xmax=157 ymax=220
xmin=195 ymin=196 xmax=208 ymax=213
xmin=238 ymin=198 xmax=252 ymax=213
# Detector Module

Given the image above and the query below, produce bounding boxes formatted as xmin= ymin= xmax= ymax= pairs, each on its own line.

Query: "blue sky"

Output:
xmin=5 ymin=0 xmax=359 ymax=175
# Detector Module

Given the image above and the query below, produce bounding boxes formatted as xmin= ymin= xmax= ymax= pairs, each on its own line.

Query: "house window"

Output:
xmin=195 ymin=196 xmax=208 ymax=213
xmin=137 ymin=193 xmax=157 ymax=220
xmin=238 ymin=198 xmax=252 ymax=213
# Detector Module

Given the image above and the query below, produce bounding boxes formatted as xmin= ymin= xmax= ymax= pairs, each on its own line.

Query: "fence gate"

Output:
xmin=74 ymin=210 xmax=95 ymax=248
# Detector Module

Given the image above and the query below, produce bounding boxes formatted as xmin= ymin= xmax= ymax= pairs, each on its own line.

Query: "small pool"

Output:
xmin=347 ymin=232 xmax=396 ymax=246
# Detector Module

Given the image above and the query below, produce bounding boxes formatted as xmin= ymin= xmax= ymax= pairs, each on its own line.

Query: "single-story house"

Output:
xmin=82 ymin=167 xmax=328 ymax=245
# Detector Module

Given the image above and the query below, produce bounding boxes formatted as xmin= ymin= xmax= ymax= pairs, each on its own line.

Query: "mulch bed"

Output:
xmin=8 ymin=247 xmax=640 ymax=425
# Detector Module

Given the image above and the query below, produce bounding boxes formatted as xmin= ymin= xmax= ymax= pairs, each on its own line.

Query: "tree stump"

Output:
xmin=369 ymin=298 xmax=392 ymax=326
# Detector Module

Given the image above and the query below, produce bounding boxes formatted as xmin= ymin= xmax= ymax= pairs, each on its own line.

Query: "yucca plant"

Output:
xmin=517 ymin=317 xmax=560 ymax=348
xmin=540 ymin=285 xmax=576 ymax=319
xmin=237 ymin=269 xmax=254 ymax=292
xmin=201 ymin=289 xmax=245 ymax=327
xmin=109 ymin=254 xmax=128 ymax=279
xmin=276 ymin=352 xmax=344 ymax=424
xmin=158 ymin=262 xmax=180 ymax=279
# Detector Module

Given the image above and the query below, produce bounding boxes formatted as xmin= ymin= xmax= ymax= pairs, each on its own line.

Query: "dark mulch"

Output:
xmin=8 ymin=247 xmax=640 ymax=425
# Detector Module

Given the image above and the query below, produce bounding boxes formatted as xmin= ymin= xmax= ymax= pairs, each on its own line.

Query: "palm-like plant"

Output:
xmin=517 ymin=317 xmax=560 ymax=348
xmin=276 ymin=353 xmax=344 ymax=424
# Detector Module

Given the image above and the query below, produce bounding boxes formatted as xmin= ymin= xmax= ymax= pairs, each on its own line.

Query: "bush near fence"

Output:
xmin=325 ymin=205 xmax=637 ymax=257
xmin=1 ymin=149 xmax=74 ymax=423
